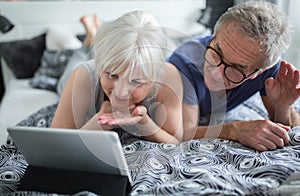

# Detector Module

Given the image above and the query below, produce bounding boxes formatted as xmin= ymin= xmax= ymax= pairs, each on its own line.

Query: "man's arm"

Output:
xmin=184 ymin=118 xmax=290 ymax=152
xmin=182 ymin=103 xmax=290 ymax=151
xmin=262 ymin=95 xmax=300 ymax=127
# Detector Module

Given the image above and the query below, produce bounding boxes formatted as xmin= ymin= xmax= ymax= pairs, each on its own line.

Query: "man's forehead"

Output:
xmin=214 ymin=26 xmax=264 ymax=70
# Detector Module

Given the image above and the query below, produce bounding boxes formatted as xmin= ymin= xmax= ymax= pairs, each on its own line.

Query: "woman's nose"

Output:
xmin=114 ymin=79 xmax=131 ymax=98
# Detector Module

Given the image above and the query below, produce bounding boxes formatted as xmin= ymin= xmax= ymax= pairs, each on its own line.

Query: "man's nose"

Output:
xmin=217 ymin=63 xmax=226 ymax=73
xmin=210 ymin=63 xmax=225 ymax=80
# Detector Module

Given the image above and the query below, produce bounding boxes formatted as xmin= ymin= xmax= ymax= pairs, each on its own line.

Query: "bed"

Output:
xmin=1 ymin=97 xmax=300 ymax=195
xmin=1 ymin=1 xmax=300 ymax=196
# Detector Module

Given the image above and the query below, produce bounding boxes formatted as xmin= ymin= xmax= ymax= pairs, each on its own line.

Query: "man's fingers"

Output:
xmin=280 ymin=60 xmax=288 ymax=75
xmin=254 ymin=136 xmax=283 ymax=152
xmin=255 ymin=144 xmax=268 ymax=152
xmin=265 ymin=77 xmax=275 ymax=91
xmin=276 ymin=123 xmax=291 ymax=131
xmin=272 ymin=123 xmax=291 ymax=144
xmin=262 ymin=133 xmax=285 ymax=148
xmin=293 ymin=69 xmax=300 ymax=89
xmin=249 ymin=121 xmax=290 ymax=151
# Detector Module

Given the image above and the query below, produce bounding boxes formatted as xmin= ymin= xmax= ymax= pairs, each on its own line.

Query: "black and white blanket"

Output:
xmin=1 ymin=93 xmax=300 ymax=196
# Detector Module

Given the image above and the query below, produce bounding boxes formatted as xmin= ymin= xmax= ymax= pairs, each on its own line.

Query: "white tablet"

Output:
xmin=7 ymin=126 xmax=132 ymax=184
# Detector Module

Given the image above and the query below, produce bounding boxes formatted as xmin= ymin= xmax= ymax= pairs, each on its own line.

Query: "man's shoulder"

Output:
xmin=179 ymin=34 xmax=212 ymax=49
xmin=170 ymin=35 xmax=211 ymax=66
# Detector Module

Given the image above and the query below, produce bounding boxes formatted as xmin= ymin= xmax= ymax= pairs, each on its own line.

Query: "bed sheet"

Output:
xmin=1 ymin=93 xmax=300 ymax=196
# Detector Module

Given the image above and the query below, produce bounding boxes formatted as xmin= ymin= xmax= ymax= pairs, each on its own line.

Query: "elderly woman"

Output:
xmin=51 ymin=11 xmax=184 ymax=144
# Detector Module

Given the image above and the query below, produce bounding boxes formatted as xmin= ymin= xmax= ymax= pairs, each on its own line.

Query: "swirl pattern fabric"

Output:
xmin=1 ymin=94 xmax=300 ymax=195
xmin=126 ymin=131 xmax=300 ymax=195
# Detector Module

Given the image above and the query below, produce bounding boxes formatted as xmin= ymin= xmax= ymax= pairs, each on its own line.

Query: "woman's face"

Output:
xmin=100 ymin=65 xmax=154 ymax=110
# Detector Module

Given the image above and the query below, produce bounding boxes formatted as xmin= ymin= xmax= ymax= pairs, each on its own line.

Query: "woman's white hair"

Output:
xmin=94 ymin=10 xmax=167 ymax=95
xmin=214 ymin=1 xmax=293 ymax=68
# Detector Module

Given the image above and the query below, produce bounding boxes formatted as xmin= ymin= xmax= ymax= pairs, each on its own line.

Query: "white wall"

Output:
xmin=0 ymin=0 xmax=206 ymax=42
xmin=284 ymin=0 xmax=300 ymax=68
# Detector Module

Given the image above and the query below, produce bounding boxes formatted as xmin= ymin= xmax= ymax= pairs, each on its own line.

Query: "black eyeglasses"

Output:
xmin=204 ymin=38 xmax=260 ymax=84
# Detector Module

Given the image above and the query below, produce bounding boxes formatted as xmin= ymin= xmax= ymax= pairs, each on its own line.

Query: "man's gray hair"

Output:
xmin=214 ymin=1 xmax=293 ymax=68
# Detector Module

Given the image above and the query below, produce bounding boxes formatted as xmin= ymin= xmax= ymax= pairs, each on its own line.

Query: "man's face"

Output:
xmin=203 ymin=23 xmax=264 ymax=91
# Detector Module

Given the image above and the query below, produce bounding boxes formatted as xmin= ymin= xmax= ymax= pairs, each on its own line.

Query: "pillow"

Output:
xmin=46 ymin=28 xmax=82 ymax=51
xmin=29 ymin=49 xmax=74 ymax=91
xmin=30 ymin=28 xmax=86 ymax=92
xmin=0 ymin=34 xmax=46 ymax=78
xmin=56 ymin=46 xmax=93 ymax=95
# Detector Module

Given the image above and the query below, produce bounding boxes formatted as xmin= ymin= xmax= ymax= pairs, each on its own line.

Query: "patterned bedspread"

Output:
xmin=1 ymin=93 xmax=300 ymax=196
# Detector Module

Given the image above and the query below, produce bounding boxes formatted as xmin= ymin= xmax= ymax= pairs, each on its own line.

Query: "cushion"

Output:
xmin=29 ymin=49 xmax=74 ymax=91
xmin=46 ymin=28 xmax=82 ymax=51
xmin=30 ymin=28 xmax=85 ymax=92
xmin=0 ymin=34 xmax=46 ymax=79
xmin=56 ymin=46 xmax=92 ymax=95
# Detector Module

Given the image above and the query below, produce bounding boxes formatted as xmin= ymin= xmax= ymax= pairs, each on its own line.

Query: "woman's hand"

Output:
xmin=97 ymin=105 xmax=149 ymax=126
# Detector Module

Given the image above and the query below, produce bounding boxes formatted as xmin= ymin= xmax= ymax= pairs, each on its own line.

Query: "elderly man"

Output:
xmin=167 ymin=1 xmax=300 ymax=151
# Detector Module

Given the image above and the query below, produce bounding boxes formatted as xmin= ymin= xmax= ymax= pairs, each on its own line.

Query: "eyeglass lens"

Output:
xmin=205 ymin=47 xmax=246 ymax=83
